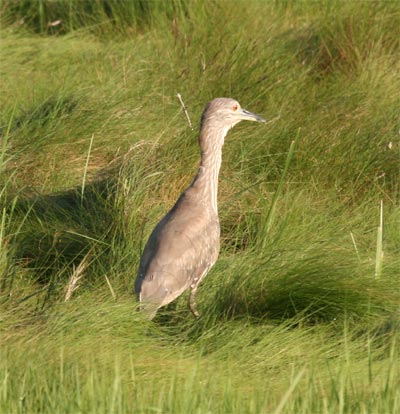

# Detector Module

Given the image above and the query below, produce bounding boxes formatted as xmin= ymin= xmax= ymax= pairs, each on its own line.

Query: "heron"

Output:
xmin=134 ymin=97 xmax=265 ymax=319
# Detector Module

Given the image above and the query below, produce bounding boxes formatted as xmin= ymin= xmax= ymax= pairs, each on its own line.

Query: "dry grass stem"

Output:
xmin=64 ymin=250 xmax=92 ymax=302
xmin=176 ymin=93 xmax=193 ymax=130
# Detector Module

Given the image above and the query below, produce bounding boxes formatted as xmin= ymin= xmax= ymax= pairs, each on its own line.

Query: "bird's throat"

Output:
xmin=192 ymin=148 xmax=222 ymax=214
xmin=191 ymin=125 xmax=228 ymax=214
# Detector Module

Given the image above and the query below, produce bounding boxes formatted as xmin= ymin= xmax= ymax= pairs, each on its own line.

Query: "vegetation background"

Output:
xmin=0 ymin=0 xmax=399 ymax=412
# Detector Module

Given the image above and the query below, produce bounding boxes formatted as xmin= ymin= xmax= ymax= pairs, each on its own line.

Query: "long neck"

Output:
xmin=191 ymin=124 xmax=227 ymax=214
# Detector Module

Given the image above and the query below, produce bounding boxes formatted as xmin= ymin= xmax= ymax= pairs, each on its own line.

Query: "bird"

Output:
xmin=134 ymin=97 xmax=265 ymax=319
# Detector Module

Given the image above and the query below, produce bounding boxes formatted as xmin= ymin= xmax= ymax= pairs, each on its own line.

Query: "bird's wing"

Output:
xmin=135 ymin=202 xmax=219 ymax=303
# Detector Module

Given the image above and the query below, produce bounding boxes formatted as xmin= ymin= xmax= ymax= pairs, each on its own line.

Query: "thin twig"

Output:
xmin=176 ymin=93 xmax=193 ymax=130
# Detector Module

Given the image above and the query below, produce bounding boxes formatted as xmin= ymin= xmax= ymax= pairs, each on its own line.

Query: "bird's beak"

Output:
xmin=240 ymin=108 xmax=266 ymax=123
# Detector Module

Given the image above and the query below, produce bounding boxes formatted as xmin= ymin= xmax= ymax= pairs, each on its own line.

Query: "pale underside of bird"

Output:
xmin=134 ymin=97 xmax=265 ymax=319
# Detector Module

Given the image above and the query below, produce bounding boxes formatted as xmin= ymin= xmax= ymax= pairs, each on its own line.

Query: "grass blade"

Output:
xmin=273 ymin=366 xmax=306 ymax=414
xmin=81 ymin=133 xmax=94 ymax=205
xmin=261 ymin=132 xmax=299 ymax=250
xmin=375 ymin=200 xmax=384 ymax=278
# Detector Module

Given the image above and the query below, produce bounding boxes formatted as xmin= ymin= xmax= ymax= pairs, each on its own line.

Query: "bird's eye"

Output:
xmin=232 ymin=104 xmax=238 ymax=111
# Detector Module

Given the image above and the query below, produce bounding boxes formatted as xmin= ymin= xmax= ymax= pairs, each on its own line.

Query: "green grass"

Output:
xmin=1 ymin=0 xmax=399 ymax=412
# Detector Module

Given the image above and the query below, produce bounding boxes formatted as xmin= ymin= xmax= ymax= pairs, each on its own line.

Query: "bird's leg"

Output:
xmin=188 ymin=285 xmax=200 ymax=318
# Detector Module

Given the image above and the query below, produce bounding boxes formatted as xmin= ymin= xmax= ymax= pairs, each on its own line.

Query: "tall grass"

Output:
xmin=1 ymin=0 xmax=399 ymax=412
xmin=1 ymin=0 xmax=188 ymax=35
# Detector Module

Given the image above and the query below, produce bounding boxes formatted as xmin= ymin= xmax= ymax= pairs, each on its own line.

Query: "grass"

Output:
xmin=0 ymin=0 xmax=399 ymax=412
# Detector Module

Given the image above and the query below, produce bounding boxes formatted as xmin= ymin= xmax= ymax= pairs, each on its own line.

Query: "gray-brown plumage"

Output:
xmin=135 ymin=98 xmax=265 ymax=318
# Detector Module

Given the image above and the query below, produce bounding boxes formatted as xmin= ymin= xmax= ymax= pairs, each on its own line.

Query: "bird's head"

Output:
xmin=201 ymin=97 xmax=265 ymax=132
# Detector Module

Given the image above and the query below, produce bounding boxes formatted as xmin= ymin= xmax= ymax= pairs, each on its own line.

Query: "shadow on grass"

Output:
xmin=211 ymin=255 xmax=400 ymax=327
xmin=1 ymin=174 xmax=126 ymax=306
xmin=0 ymin=95 xmax=79 ymax=141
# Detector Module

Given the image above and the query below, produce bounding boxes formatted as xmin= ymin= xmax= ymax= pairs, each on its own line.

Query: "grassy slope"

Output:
xmin=1 ymin=1 xmax=399 ymax=412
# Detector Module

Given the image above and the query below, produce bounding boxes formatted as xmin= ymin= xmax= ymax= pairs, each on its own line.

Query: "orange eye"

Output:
xmin=232 ymin=104 xmax=238 ymax=111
